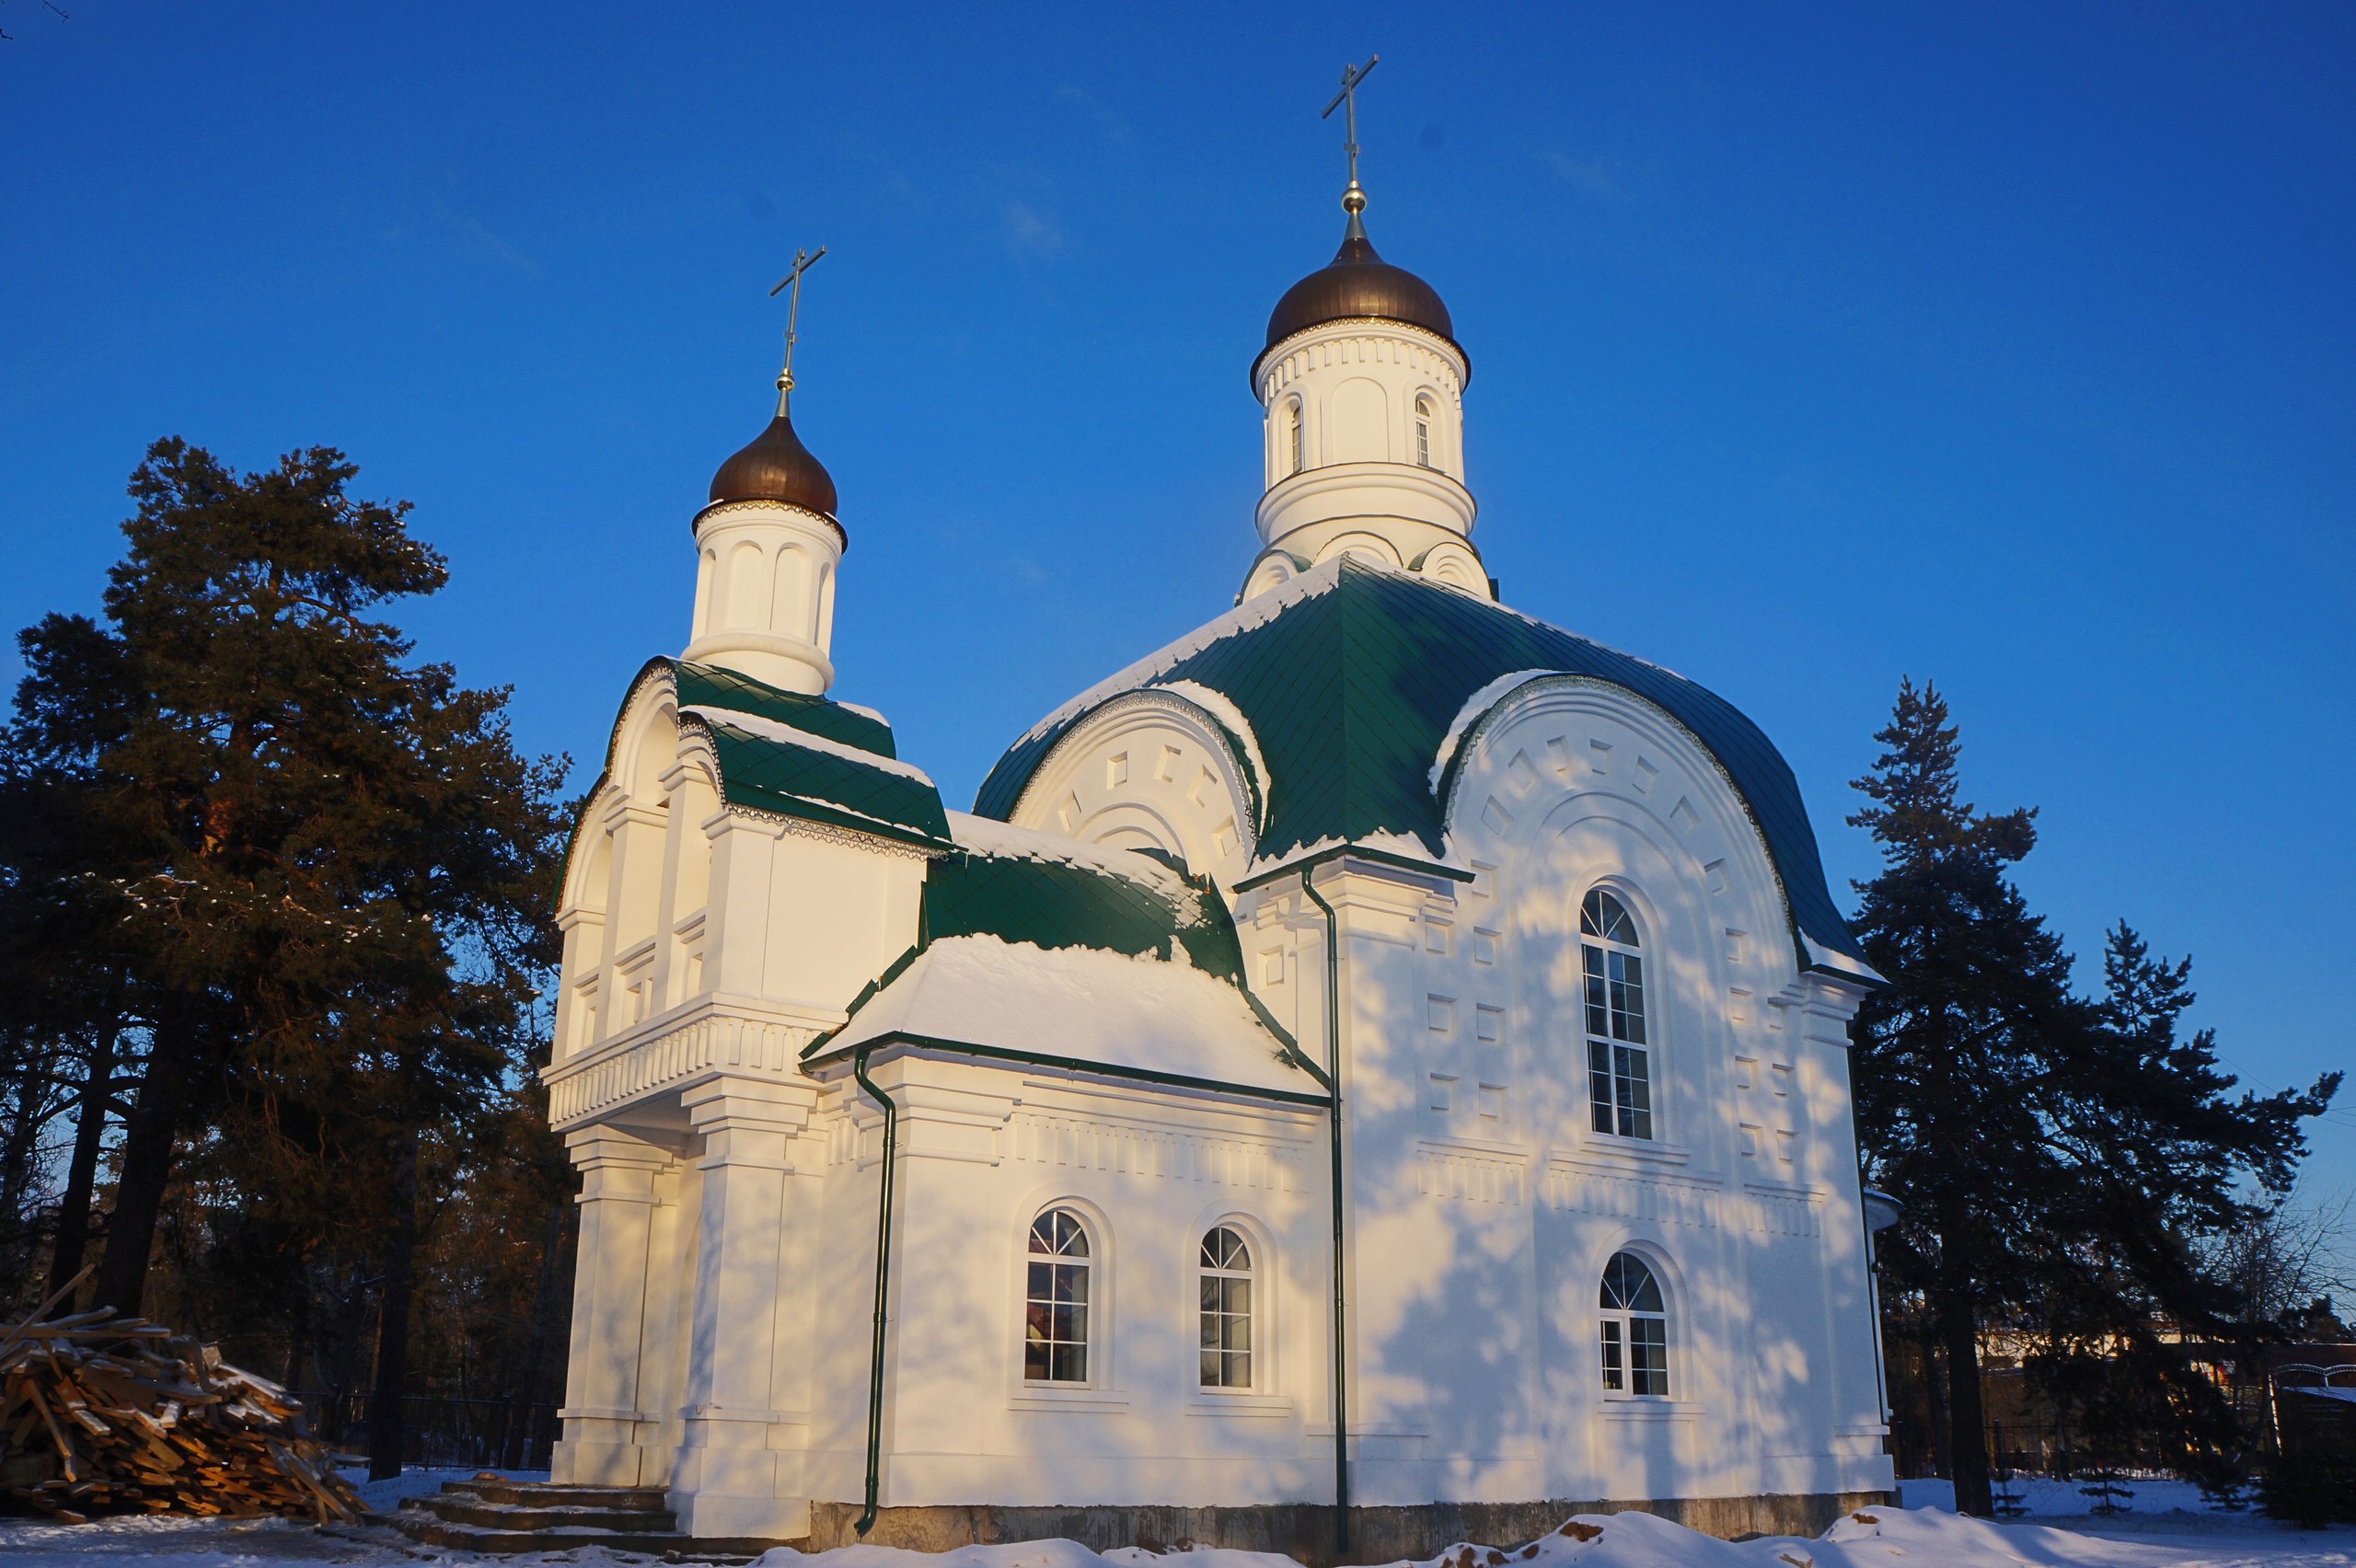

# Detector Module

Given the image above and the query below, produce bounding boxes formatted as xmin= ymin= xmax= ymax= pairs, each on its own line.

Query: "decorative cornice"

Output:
xmin=691 ymin=496 xmax=847 ymax=552
xmin=1255 ymin=319 xmax=1467 ymax=401
xmin=718 ymin=800 xmax=944 ymax=862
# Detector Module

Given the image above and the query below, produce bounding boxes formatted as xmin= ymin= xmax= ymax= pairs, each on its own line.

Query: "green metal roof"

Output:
xmin=805 ymin=818 xmax=1303 ymax=1068
xmin=670 ymin=660 xmax=896 ymax=758
xmin=565 ymin=659 xmax=950 ymax=870
xmin=693 ymin=714 xmax=952 ymax=850
xmin=924 ymin=841 xmax=1249 ymax=984
xmin=972 ymin=558 xmax=1865 ymax=970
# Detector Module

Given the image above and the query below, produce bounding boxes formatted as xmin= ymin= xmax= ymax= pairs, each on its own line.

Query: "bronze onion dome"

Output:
xmin=707 ymin=402 xmax=838 ymax=520
xmin=1257 ymin=209 xmax=1465 ymax=385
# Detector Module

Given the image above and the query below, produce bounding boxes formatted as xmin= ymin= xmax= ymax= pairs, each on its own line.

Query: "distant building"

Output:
xmin=543 ymin=158 xmax=1897 ymax=1558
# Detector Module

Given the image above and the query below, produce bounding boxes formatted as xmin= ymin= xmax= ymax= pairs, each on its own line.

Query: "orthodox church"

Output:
xmin=543 ymin=123 xmax=1898 ymax=1562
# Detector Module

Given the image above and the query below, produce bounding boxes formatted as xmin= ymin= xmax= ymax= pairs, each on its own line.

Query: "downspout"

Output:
xmin=852 ymin=1043 xmax=897 ymax=1538
xmin=1300 ymin=872 xmax=1349 ymax=1559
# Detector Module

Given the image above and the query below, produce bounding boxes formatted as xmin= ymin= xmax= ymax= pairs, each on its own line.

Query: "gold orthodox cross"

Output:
xmin=1322 ymin=54 xmax=1380 ymax=205
xmin=768 ymin=244 xmax=827 ymax=407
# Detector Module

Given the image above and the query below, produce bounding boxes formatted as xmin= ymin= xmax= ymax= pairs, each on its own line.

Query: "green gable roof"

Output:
xmin=694 ymin=714 xmax=952 ymax=850
xmin=972 ymin=558 xmax=1865 ymax=970
xmin=670 ymin=660 xmax=896 ymax=759
xmin=568 ymin=658 xmax=951 ymax=865
xmin=805 ymin=814 xmax=1303 ymax=1072
xmin=924 ymin=833 xmax=1250 ymax=985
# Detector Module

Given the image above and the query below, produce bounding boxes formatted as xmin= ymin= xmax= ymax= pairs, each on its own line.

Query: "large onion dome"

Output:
xmin=1257 ymin=211 xmax=1464 ymax=382
xmin=708 ymin=403 xmax=838 ymax=519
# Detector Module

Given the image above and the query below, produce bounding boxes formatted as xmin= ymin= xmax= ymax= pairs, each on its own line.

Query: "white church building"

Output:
xmin=542 ymin=144 xmax=1899 ymax=1561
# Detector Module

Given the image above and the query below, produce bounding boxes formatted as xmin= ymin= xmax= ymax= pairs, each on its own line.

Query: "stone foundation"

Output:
xmin=803 ymin=1493 xmax=1895 ymax=1566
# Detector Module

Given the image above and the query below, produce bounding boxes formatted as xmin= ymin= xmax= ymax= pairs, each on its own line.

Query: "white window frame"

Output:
xmin=1581 ymin=887 xmax=1656 ymax=1142
xmin=1023 ymin=1206 xmax=1094 ymax=1386
xmin=1414 ymin=394 xmax=1434 ymax=468
xmin=1198 ymin=1225 xmax=1256 ymax=1391
xmin=1599 ymin=1250 xmax=1671 ymax=1400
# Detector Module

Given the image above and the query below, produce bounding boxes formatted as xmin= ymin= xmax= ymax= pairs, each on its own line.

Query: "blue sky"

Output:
xmin=5 ymin=2 xmax=2352 ymax=1207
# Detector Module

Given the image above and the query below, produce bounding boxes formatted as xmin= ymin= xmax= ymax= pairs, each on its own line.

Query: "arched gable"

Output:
xmin=1009 ymin=689 xmax=1265 ymax=891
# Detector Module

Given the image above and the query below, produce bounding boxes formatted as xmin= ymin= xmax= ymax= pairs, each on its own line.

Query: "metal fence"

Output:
xmin=293 ymin=1391 xmax=560 ymax=1471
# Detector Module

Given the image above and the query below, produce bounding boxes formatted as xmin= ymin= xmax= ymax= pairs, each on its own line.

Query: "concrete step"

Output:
xmin=457 ymin=1478 xmax=674 ymax=1513
xmin=388 ymin=1510 xmax=766 ymax=1559
xmin=410 ymin=1493 xmax=681 ymax=1533
xmin=383 ymin=1476 xmax=779 ymax=1559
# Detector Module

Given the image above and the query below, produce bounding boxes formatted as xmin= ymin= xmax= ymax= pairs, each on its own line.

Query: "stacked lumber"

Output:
xmin=0 ymin=1272 xmax=365 ymax=1525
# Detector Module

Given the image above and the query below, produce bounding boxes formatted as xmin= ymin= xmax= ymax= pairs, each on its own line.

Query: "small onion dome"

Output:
xmin=1257 ymin=213 xmax=1465 ymax=385
xmin=707 ymin=405 xmax=838 ymax=518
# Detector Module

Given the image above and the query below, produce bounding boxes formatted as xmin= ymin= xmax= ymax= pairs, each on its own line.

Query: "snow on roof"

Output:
xmin=1242 ymin=828 xmax=1470 ymax=888
xmin=1427 ymin=668 xmax=1556 ymax=793
xmin=943 ymin=811 xmax=1191 ymax=899
xmin=1003 ymin=559 xmax=1344 ymax=753
xmin=684 ymin=705 xmax=937 ymax=785
xmin=1154 ymin=679 xmax=1272 ymax=819
xmin=813 ymin=935 xmax=1310 ymax=1097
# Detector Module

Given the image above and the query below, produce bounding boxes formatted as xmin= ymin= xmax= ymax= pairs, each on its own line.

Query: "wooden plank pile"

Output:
xmin=0 ymin=1270 xmax=366 ymax=1525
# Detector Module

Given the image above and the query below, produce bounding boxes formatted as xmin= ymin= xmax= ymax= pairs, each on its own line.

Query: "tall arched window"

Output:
xmin=1414 ymin=395 xmax=1435 ymax=468
xmin=1199 ymin=1227 xmax=1253 ymax=1389
xmin=1024 ymin=1208 xmax=1091 ymax=1383
xmin=1581 ymin=889 xmax=1652 ymax=1139
xmin=1288 ymin=399 xmax=1305 ymax=475
xmin=1600 ymin=1252 xmax=1669 ymax=1397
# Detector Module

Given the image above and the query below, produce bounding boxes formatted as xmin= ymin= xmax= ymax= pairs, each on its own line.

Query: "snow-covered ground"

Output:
xmin=0 ymin=1482 xmax=2347 ymax=1568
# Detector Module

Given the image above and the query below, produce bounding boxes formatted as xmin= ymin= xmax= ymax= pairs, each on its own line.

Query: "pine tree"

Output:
xmin=1847 ymin=680 xmax=2339 ymax=1514
xmin=1848 ymin=679 xmax=2082 ymax=1515
xmin=4 ymin=438 xmax=568 ymax=1474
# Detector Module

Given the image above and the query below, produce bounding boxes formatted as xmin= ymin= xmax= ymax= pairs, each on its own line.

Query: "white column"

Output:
xmin=553 ymin=1126 xmax=676 ymax=1485
xmin=669 ymin=1076 xmax=817 ymax=1539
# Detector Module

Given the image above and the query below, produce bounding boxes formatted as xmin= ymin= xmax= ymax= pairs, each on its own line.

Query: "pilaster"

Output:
xmin=670 ymin=1076 xmax=820 ymax=1539
xmin=553 ymin=1126 xmax=676 ymax=1485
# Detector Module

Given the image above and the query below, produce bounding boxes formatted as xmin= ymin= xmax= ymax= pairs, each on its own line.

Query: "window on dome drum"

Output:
xmin=1288 ymin=401 xmax=1305 ymax=476
xmin=1199 ymin=1226 xmax=1253 ymax=1389
xmin=1581 ymin=889 xmax=1653 ymax=1140
xmin=1025 ymin=1208 xmax=1091 ymax=1382
xmin=1414 ymin=396 xmax=1434 ymax=467
xmin=1599 ymin=1251 xmax=1669 ymax=1397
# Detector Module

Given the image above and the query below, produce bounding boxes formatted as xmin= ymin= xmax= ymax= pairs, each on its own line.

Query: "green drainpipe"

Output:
xmin=852 ymin=1043 xmax=897 ymax=1538
xmin=1301 ymin=872 xmax=1350 ymax=1559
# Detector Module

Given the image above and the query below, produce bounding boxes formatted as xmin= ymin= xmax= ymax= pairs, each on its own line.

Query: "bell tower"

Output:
xmin=684 ymin=248 xmax=845 ymax=694
xmin=1242 ymin=58 xmax=1485 ymax=603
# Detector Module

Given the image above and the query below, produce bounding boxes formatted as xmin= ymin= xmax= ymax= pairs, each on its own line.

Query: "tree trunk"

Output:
xmin=1920 ymin=1322 xmax=1951 ymax=1480
xmin=48 ymin=1020 xmax=119 ymax=1301
xmin=1938 ymin=1280 xmax=1992 ymax=1515
xmin=92 ymin=1020 xmax=197 ymax=1316
xmin=367 ymin=1126 xmax=420 ymax=1482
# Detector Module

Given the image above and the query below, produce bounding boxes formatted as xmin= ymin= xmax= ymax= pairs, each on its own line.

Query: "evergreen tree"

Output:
xmin=1848 ymin=678 xmax=2081 ymax=1515
xmin=1847 ymin=680 xmax=2338 ymax=1514
xmin=3 ymin=438 xmax=567 ymax=1473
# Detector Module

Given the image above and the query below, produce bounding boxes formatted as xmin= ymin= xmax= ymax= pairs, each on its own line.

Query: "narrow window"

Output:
xmin=1288 ymin=400 xmax=1305 ymax=476
xmin=1199 ymin=1227 xmax=1253 ymax=1389
xmin=1025 ymin=1208 xmax=1091 ymax=1382
xmin=1600 ymin=1251 xmax=1669 ymax=1397
xmin=1414 ymin=395 xmax=1434 ymax=468
xmin=1581 ymin=889 xmax=1653 ymax=1139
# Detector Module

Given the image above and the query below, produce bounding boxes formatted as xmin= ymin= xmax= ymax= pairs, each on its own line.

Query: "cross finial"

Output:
xmin=1321 ymin=54 xmax=1380 ymax=222
xmin=767 ymin=244 xmax=828 ymax=414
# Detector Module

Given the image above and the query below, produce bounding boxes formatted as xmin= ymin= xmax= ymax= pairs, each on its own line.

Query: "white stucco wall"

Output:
xmin=543 ymin=661 xmax=1890 ymax=1543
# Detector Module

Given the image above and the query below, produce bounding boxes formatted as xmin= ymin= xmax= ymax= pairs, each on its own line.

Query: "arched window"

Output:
xmin=1199 ymin=1227 xmax=1254 ymax=1389
xmin=1581 ymin=889 xmax=1652 ymax=1139
xmin=1414 ymin=394 xmax=1435 ymax=468
xmin=1599 ymin=1252 xmax=1669 ymax=1397
xmin=1024 ymin=1208 xmax=1091 ymax=1382
xmin=1288 ymin=399 xmax=1305 ymax=476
